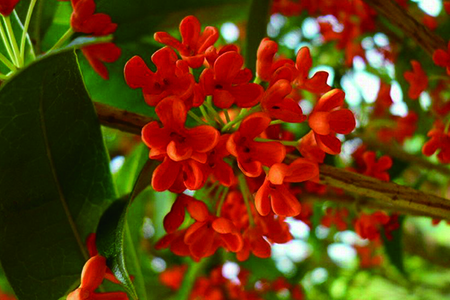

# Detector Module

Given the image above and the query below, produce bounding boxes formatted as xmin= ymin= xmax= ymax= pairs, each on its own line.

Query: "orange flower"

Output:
xmin=154 ymin=15 xmax=219 ymax=68
xmin=308 ymin=89 xmax=356 ymax=155
xmin=66 ymin=255 xmax=128 ymax=300
xmin=227 ymin=112 xmax=286 ymax=177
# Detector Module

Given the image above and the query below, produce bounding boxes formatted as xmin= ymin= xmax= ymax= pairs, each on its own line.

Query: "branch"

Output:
xmin=363 ymin=0 xmax=447 ymax=55
xmin=319 ymin=165 xmax=450 ymax=220
xmin=94 ymin=102 xmax=151 ymax=135
xmin=93 ymin=102 xmax=450 ymax=220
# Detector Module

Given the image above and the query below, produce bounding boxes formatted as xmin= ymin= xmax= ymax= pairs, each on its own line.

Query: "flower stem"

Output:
xmin=188 ymin=110 xmax=208 ymax=125
xmin=48 ymin=27 xmax=74 ymax=52
xmin=221 ymin=105 xmax=261 ymax=132
xmin=0 ymin=51 xmax=16 ymax=71
xmin=3 ymin=16 xmax=22 ymax=67
xmin=20 ymin=0 xmax=38 ymax=62
xmin=0 ymin=18 xmax=17 ymax=66
xmin=216 ymin=187 xmax=228 ymax=217
xmin=254 ymin=137 xmax=299 ymax=147
xmin=223 ymin=109 xmax=231 ymax=123
xmin=269 ymin=120 xmax=284 ymax=125
xmin=0 ymin=73 xmax=8 ymax=80
xmin=238 ymin=174 xmax=255 ymax=226
xmin=199 ymin=105 xmax=216 ymax=126
xmin=204 ymin=97 xmax=225 ymax=127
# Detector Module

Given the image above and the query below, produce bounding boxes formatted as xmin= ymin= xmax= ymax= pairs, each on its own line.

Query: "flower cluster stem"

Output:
xmin=49 ymin=27 xmax=74 ymax=52
xmin=216 ymin=187 xmax=229 ymax=217
xmin=0 ymin=19 xmax=17 ymax=66
xmin=221 ymin=105 xmax=261 ymax=132
xmin=188 ymin=110 xmax=207 ymax=125
xmin=20 ymin=0 xmax=38 ymax=61
xmin=238 ymin=174 xmax=255 ymax=227
xmin=254 ymin=137 xmax=299 ymax=147
xmin=3 ymin=16 xmax=22 ymax=67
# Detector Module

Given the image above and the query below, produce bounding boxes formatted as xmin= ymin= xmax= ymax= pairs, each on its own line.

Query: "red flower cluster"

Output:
xmin=124 ymin=15 xmax=356 ymax=261
xmin=63 ymin=0 xmax=121 ymax=79
xmin=423 ymin=120 xmax=450 ymax=163
xmin=159 ymin=264 xmax=305 ymax=300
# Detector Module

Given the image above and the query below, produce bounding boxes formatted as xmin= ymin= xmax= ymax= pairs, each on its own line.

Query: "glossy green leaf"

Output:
xmin=96 ymin=160 xmax=156 ymax=300
xmin=0 ymin=50 xmax=116 ymax=300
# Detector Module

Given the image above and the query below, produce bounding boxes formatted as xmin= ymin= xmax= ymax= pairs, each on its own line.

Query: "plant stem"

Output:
xmin=238 ymin=174 xmax=255 ymax=226
xmin=221 ymin=105 xmax=261 ymax=132
xmin=0 ymin=18 xmax=17 ymax=66
xmin=20 ymin=0 xmax=38 ymax=61
xmin=0 ymin=73 xmax=8 ymax=80
xmin=188 ymin=110 xmax=208 ymax=125
xmin=48 ymin=27 xmax=74 ymax=52
xmin=223 ymin=109 xmax=231 ymax=123
xmin=0 ymin=51 xmax=16 ymax=71
xmin=269 ymin=120 xmax=284 ymax=125
xmin=254 ymin=137 xmax=298 ymax=146
xmin=3 ymin=16 xmax=22 ymax=67
xmin=199 ymin=105 xmax=216 ymax=126
xmin=205 ymin=97 xmax=225 ymax=127
xmin=216 ymin=187 xmax=229 ymax=217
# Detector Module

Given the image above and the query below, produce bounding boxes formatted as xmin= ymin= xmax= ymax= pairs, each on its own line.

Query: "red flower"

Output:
xmin=299 ymin=130 xmax=325 ymax=163
xmin=124 ymin=47 xmax=195 ymax=107
xmin=141 ymin=96 xmax=219 ymax=163
xmin=354 ymin=212 xmax=390 ymax=240
xmin=433 ymin=41 xmax=450 ymax=75
xmin=445 ymin=1 xmax=450 ymax=15
xmin=294 ymin=47 xmax=331 ymax=94
xmin=422 ymin=120 xmax=450 ymax=163
xmin=204 ymin=134 xmax=235 ymax=187
xmin=255 ymin=158 xmax=318 ymax=217
xmin=236 ymin=226 xmax=271 ymax=261
xmin=159 ymin=265 xmax=187 ymax=290
xmin=67 ymin=255 xmax=128 ymax=300
xmin=227 ymin=112 xmax=286 ymax=177
xmin=260 ymin=79 xmax=306 ymax=123
xmin=200 ymin=51 xmax=264 ymax=108
xmin=81 ymin=43 xmax=121 ymax=80
xmin=154 ymin=15 xmax=219 ymax=68
xmin=70 ymin=0 xmax=117 ymax=36
xmin=308 ymin=89 xmax=356 ymax=155
xmin=403 ymin=60 xmax=428 ymax=99
xmin=0 ymin=0 xmax=19 ymax=16
xmin=373 ymin=81 xmax=393 ymax=116
xmin=361 ymin=151 xmax=392 ymax=181
xmin=377 ymin=112 xmax=418 ymax=144
xmin=256 ymin=38 xmax=279 ymax=81
xmin=321 ymin=208 xmax=348 ymax=231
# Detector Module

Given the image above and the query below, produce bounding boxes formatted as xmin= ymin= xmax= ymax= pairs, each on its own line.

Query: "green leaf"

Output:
xmin=114 ymin=143 xmax=149 ymax=197
xmin=0 ymin=50 xmax=116 ymax=300
xmin=382 ymin=215 xmax=408 ymax=277
xmin=96 ymin=160 xmax=156 ymax=300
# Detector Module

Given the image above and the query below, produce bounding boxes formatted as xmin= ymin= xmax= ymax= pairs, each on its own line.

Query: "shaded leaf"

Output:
xmin=0 ymin=50 xmax=115 ymax=300
xmin=96 ymin=160 xmax=156 ymax=300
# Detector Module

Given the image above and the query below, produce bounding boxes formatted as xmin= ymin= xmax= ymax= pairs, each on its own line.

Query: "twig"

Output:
xmin=363 ymin=0 xmax=447 ymax=55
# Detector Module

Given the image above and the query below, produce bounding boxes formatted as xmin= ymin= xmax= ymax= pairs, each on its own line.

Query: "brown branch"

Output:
xmin=93 ymin=102 xmax=450 ymax=220
xmin=363 ymin=0 xmax=447 ymax=55
xmin=93 ymin=102 xmax=152 ymax=135
xmin=319 ymin=164 xmax=450 ymax=220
